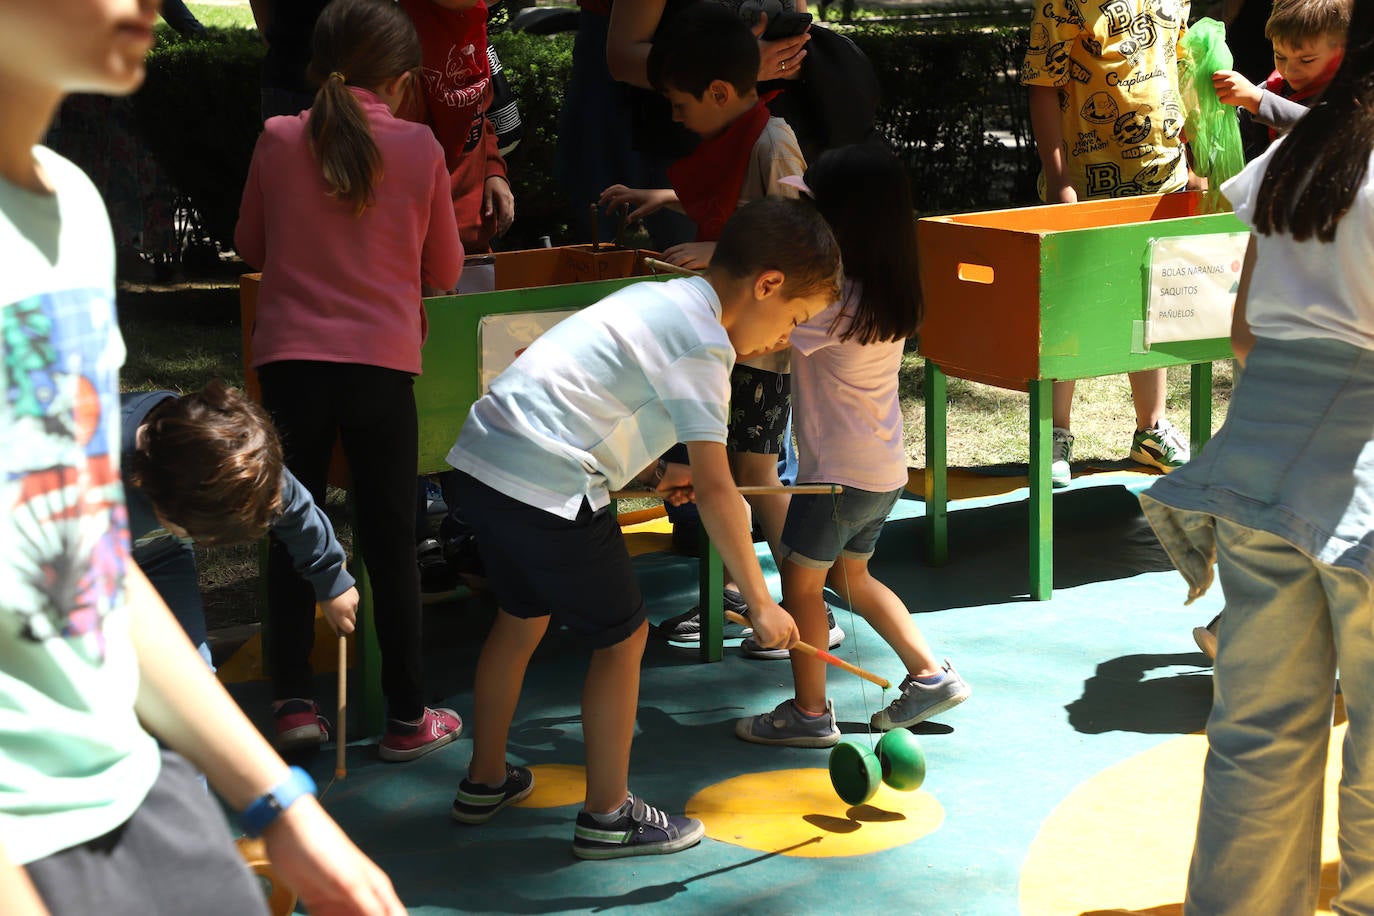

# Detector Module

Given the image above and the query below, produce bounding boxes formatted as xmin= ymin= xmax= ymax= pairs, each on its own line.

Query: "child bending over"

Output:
xmin=445 ymin=198 xmax=840 ymax=858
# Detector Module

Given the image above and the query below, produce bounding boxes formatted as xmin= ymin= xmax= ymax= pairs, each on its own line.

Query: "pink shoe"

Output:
xmin=273 ymin=698 xmax=329 ymax=752
xmin=378 ymin=707 xmax=462 ymax=762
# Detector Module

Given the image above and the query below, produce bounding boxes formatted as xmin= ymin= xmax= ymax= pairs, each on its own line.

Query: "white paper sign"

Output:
xmin=478 ymin=309 xmax=579 ymax=394
xmin=1144 ymin=232 xmax=1248 ymax=346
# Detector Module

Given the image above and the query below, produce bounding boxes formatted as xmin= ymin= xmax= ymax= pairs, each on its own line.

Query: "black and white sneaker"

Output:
xmin=451 ymin=764 xmax=534 ymax=824
xmin=656 ymin=589 xmax=749 ymax=642
xmin=572 ymin=793 xmax=704 ymax=860
xmin=740 ymin=607 xmax=845 ymax=660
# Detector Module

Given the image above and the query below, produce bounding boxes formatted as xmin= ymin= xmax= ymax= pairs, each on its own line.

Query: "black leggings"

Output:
xmin=259 ymin=361 xmax=424 ymax=722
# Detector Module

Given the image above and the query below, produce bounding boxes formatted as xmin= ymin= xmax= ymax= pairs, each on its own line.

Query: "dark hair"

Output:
xmin=1265 ymin=0 xmax=1351 ymax=46
xmin=1254 ymin=0 xmax=1373 ymax=241
xmin=129 ymin=381 xmax=285 ymax=546
xmin=712 ymin=197 xmax=843 ymax=302
xmin=648 ymin=3 xmax=760 ymax=97
xmin=306 ymin=0 xmax=422 ymax=215
xmin=802 ymin=142 xmax=923 ymax=343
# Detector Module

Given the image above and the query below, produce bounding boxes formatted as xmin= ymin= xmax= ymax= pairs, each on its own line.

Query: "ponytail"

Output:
xmin=305 ymin=0 xmax=422 ymax=216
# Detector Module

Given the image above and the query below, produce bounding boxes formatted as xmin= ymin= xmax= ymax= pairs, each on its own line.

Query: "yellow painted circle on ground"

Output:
xmin=517 ymin=764 xmax=587 ymax=809
xmin=1019 ymin=721 xmax=1344 ymax=915
xmin=686 ymin=768 xmax=943 ymax=858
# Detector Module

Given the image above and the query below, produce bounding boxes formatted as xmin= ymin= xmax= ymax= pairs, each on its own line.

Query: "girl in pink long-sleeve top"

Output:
xmin=235 ymin=0 xmax=464 ymax=763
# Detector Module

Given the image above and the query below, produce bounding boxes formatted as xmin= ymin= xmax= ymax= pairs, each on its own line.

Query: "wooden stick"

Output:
xmin=335 ymin=633 xmax=347 ymax=781
xmin=590 ymin=203 xmax=600 ymax=253
xmin=725 ymin=610 xmax=890 ymax=689
xmin=643 ymin=256 xmax=702 ymax=277
xmin=609 ymin=483 xmax=842 ymax=500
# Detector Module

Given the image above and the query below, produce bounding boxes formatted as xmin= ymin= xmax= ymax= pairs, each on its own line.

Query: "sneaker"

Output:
xmin=451 ymin=764 xmax=534 ymax=824
xmin=572 ymin=793 xmax=705 ymax=860
xmin=1051 ymin=426 xmax=1074 ymax=488
xmin=735 ymin=698 xmax=840 ymax=747
xmin=657 ymin=589 xmax=749 ymax=642
xmin=273 ymin=698 xmax=330 ymax=752
xmin=871 ymin=661 xmax=971 ymax=730
xmin=378 ymin=707 xmax=462 ymax=762
xmin=1131 ymin=419 xmax=1190 ymax=472
xmin=1193 ymin=613 xmax=1221 ymax=660
xmin=418 ymin=537 xmax=458 ymax=593
xmin=739 ymin=607 xmax=845 ymax=659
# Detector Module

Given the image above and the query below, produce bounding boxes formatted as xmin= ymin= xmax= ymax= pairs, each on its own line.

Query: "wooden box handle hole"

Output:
xmin=957 ymin=263 xmax=994 ymax=284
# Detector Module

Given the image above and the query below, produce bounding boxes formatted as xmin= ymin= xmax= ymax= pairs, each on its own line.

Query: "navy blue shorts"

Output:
xmin=454 ymin=472 xmax=646 ymax=648
xmin=779 ymin=486 xmax=903 ymax=569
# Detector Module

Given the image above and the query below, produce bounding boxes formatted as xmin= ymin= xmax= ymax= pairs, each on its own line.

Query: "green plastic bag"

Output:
xmin=1178 ymin=17 xmax=1247 ymax=209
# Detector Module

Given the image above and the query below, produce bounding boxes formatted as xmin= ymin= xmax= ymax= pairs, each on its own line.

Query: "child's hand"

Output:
xmin=747 ymin=599 xmax=800 ymax=652
xmin=1212 ymin=70 xmax=1263 ymax=113
xmin=753 ymin=18 xmax=809 ymax=80
xmin=655 ymin=461 xmax=695 ymax=507
xmin=483 ymin=176 xmax=515 ymax=239
xmin=598 ymin=185 xmax=675 ymax=223
xmin=320 ymin=587 xmax=360 ymax=636
xmin=662 ymin=241 xmax=715 ymax=270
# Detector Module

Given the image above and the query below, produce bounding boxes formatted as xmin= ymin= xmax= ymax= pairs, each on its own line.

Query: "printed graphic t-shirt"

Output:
xmin=0 ymin=146 xmax=160 ymax=865
xmin=1021 ymin=0 xmax=1191 ymax=200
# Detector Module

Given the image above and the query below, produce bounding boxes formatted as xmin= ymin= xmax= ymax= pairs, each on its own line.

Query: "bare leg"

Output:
xmin=468 ymin=610 xmax=548 ymax=786
xmin=780 ymin=559 xmax=832 ymax=713
xmin=583 ymin=619 xmax=649 ymax=813
xmin=730 ymin=450 xmax=789 ymax=561
xmin=828 ymin=556 xmax=940 ymax=678
xmin=1052 ymin=379 xmax=1076 ymax=430
xmin=1128 ymin=367 xmax=1168 ymax=430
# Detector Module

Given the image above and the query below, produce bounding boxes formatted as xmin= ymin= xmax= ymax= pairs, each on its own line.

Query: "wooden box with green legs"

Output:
xmin=916 ymin=191 xmax=1243 ymax=599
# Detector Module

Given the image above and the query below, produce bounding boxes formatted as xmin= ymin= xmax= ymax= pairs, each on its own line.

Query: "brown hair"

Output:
xmin=1254 ymin=0 xmax=1373 ymax=241
xmin=129 ymin=381 xmax=284 ymax=546
xmin=1265 ymin=0 xmax=1352 ymax=46
xmin=711 ymin=198 xmax=844 ymax=303
xmin=306 ymin=0 xmax=422 ymax=215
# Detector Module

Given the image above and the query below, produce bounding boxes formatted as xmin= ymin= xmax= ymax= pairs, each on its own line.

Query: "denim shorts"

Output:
xmin=778 ymin=485 xmax=903 ymax=569
xmin=454 ymin=471 xmax=646 ymax=649
xmin=727 ymin=365 xmax=791 ymax=455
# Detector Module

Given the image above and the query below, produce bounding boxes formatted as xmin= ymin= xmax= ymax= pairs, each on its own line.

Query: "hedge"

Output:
xmin=50 ymin=21 xmax=1039 ymax=258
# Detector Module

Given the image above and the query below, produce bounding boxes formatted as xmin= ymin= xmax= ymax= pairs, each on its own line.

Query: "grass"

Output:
xmin=117 ymin=263 xmax=1234 ymax=633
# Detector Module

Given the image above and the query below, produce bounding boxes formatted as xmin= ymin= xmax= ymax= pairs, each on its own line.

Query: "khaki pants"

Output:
xmin=1187 ymin=520 xmax=1374 ymax=916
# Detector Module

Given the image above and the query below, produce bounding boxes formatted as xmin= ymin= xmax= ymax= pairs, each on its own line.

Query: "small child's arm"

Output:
xmin=598 ymin=184 xmax=681 ymax=223
xmin=1028 ymin=85 xmax=1077 ymax=203
xmin=1212 ymin=69 xmax=1263 ymax=113
xmin=271 ymin=470 xmax=359 ymax=635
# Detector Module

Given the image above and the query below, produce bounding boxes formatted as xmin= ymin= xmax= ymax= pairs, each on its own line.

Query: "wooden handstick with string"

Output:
xmin=335 ymin=631 xmax=347 ymax=781
xmin=725 ymin=610 xmax=890 ymax=689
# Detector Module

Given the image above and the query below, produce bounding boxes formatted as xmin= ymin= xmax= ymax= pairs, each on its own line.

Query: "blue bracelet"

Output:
xmin=239 ymin=766 xmax=316 ymax=838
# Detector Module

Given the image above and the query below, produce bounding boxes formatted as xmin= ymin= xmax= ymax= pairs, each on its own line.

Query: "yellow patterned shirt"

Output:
xmin=1021 ymin=0 xmax=1190 ymax=199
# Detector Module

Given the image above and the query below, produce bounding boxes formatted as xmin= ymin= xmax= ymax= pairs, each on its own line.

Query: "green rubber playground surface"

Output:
xmin=225 ymin=474 xmax=1259 ymax=914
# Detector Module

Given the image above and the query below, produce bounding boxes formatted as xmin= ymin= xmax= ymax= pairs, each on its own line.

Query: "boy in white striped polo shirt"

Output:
xmin=446 ymin=197 xmax=842 ymax=858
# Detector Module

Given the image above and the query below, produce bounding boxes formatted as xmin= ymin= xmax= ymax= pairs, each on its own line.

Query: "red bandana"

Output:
xmin=667 ymin=92 xmax=779 ymax=242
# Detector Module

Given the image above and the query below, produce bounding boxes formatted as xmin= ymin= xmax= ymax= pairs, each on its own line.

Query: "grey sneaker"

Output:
xmin=1051 ymin=427 xmax=1074 ymax=488
xmin=572 ymin=793 xmax=704 ymax=860
xmin=871 ymin=661 xmax=971 ymax=730
xmin=657 ymin=589 xmax=749 ymax=642
xmin=1193 ymin=613 xmax=1221 ymax=660
xmin=736 ymin=698 xmax=840 ymax=747
xmin=740 ymin=607 xmax=845 ymax=659
xmin=1131 ymin=418 xmax=1190 ymax=472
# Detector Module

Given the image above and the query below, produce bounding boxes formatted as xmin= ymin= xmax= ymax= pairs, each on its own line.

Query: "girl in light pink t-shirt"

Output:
xmin=736 ymin=144 xmax=971 ymax=748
